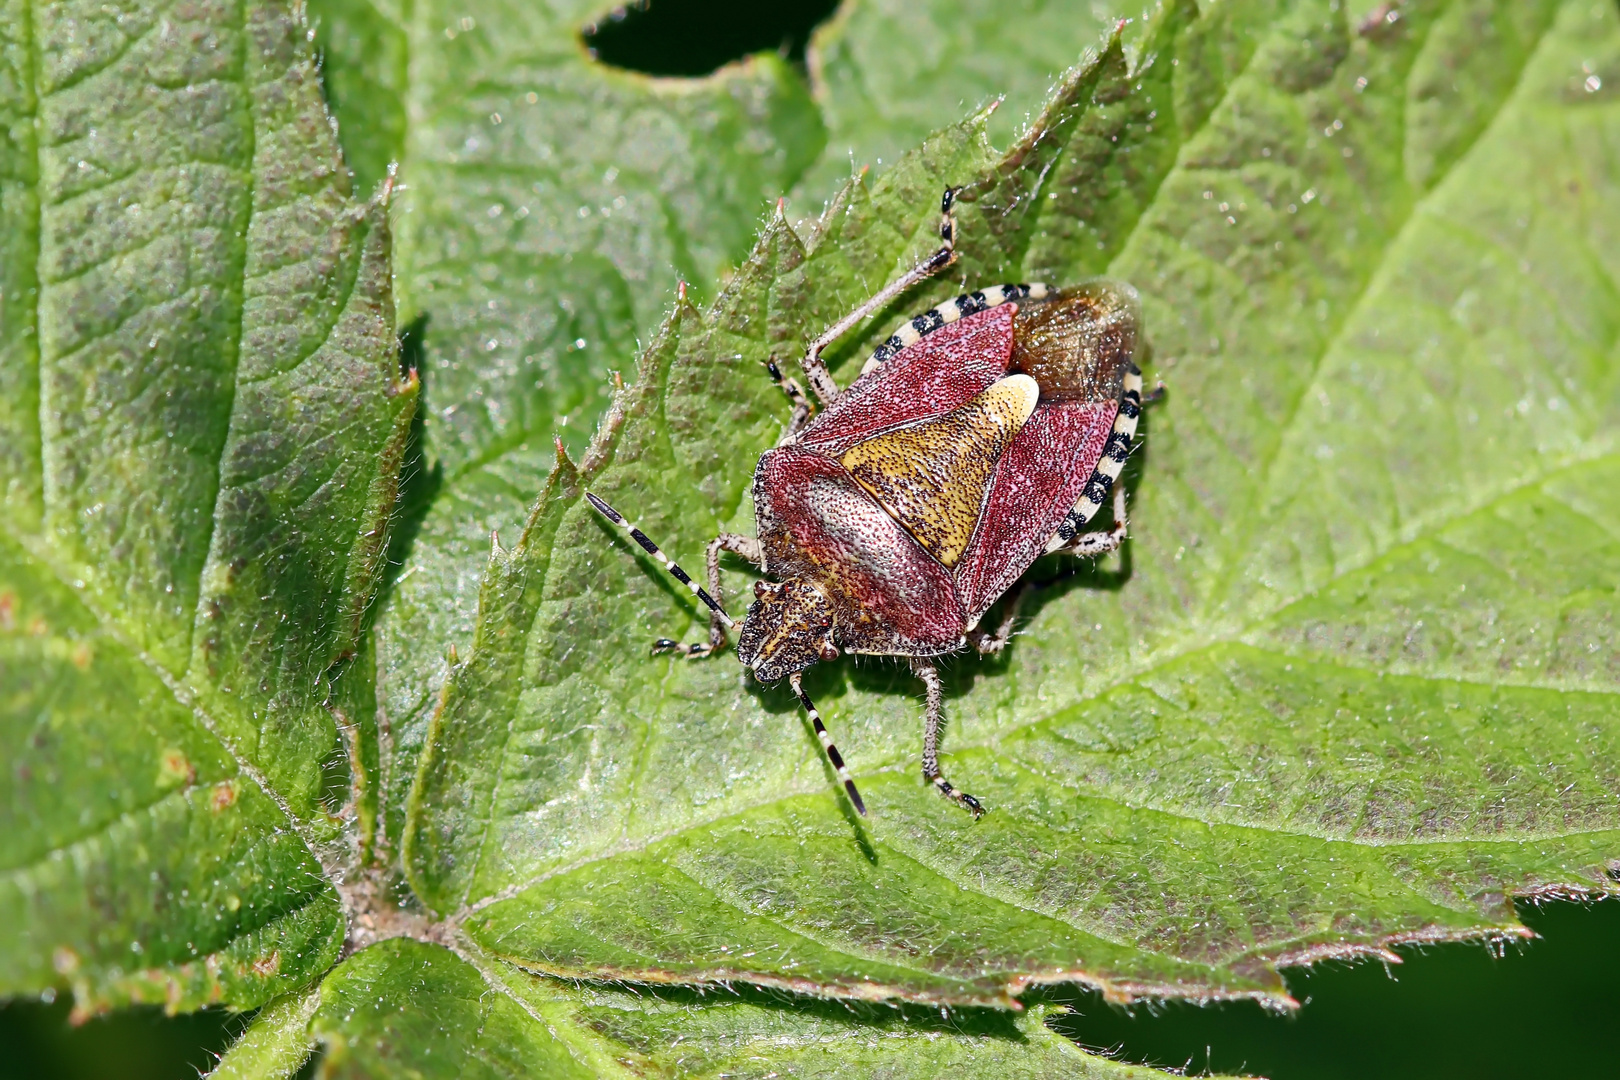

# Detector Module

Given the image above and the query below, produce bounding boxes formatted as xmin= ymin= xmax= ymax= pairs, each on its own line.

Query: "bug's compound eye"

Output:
xmin=754 ymin=579 xmax=775 ymax=599
xmin=818 ymin=641 xmax=840 ymax=662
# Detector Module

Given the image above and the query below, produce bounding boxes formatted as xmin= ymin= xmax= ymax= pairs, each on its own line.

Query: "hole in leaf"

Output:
xmin=583 ymin=0 xmax=840 ymax=77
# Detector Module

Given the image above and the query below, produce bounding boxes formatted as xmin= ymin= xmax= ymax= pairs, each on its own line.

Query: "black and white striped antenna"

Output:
xmin=585 ymin=492 xmax=735 ymax=629
xmin=588 ymin=490 xmax=865 ymax=817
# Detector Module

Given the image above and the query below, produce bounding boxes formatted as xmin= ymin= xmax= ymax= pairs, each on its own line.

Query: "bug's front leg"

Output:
xmin=798 ymin=187 xmax=961 ymax=407
xmin=910 ymin=658 xmax=984 ymax=818
xmin=765 ymin=358 xmax=815 ymax=440
xmin=652 ymin=532 xmax=764 ymax=658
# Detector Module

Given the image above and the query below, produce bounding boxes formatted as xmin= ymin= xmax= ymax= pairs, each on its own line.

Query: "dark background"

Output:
xmin=9 ymin=3 xmax=1613 ymax=1076
xmin=4 ymin=899 xmax=1616 ymax=1078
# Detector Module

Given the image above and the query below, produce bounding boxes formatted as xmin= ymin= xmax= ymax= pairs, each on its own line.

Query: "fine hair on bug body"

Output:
xmin=589 ymin=186 xmax=1149 ymax=820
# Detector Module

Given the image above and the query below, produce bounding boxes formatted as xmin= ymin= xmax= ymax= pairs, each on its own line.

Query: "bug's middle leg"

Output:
xmin=968 ymin=580 xmax=1032 ymax=656
xmin=797 ymin=187 xmax=960 ymax=407
xmin=910 ymin=657 xmax=984 ymax=818
xmin=653 ymin=532 xmax=764 ymax=658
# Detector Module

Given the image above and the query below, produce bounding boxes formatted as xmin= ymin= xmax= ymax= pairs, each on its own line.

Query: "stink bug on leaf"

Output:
xmin=588 ymin=188 xmax=1145 ymax=819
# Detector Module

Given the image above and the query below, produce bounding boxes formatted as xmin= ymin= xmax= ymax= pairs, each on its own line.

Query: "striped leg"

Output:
xmin=858 ymin=282 xmax=1049 ymax=377
xmin=585 ymin=492 xmax=739 ymax=657
xmin=911 ymin=658 xmax=985 ymax=818
xmin=789 ymin=672 xmax=866 ymax=816
xmin=1050 ymin=485 xmax=1127 ymax=559
xmin=765 ymin=357 xmax=815 ymax=440
xmin=798 ymin=187 xmax=960 ymax=406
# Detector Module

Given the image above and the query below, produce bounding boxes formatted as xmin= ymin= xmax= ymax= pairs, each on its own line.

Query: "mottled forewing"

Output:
xmin=954 ymin=400 xmax=1119 ymax=620
xmin=797 ymin=305 xmax=1016 ymax=454
xmin=753 ymin=446 xmax=966 ymax=654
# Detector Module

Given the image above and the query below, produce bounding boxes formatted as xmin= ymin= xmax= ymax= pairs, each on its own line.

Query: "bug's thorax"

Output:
xmin=736 ymin=578 xmax=840 ymax=682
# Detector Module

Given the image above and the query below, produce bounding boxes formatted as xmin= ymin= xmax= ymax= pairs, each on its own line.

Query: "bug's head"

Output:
xmin=737 ymin=579 xmax=839 ymax=683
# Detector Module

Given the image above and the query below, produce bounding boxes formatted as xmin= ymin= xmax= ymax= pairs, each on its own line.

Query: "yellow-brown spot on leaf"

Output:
xmin=841 ymin=375 xmax=1038 ymax=567
xmin=27 ymin=616 xmax=47 ymax=637
xmin=210 ymin=780 xmax=238 ymax=813
xmin=250 ymin=950 xmax=281 ymax=978
xmin=0 ymin=591 xmax=15 ymax=630
xmin=158 ymin=749 xmax=195 ymax=788
xmin=69 ymin=642 xmax=92 ymax=670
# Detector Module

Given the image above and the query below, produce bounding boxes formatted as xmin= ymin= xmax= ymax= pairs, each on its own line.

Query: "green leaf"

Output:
xmin=800 ymin=0 xmax=1131 ymax=201
xmin=218 ymin=937 xmax=1164 ymax=1079
xmin=403 ymin=0 xmax=1620 ymax=1013
xmin=302 ymin=0 xmax=829 ymax=856
xmin=0 ymin=0 xmax=415 ymax=1015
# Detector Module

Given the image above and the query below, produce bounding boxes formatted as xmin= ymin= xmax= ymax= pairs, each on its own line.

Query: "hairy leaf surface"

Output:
xmin=404 ymin=0 xmax=1620 ymax=1010
xmin=0 ymin=0 xmax=417 ymax=1015
xmin=304 ymin=0 xmax=829 ymax=851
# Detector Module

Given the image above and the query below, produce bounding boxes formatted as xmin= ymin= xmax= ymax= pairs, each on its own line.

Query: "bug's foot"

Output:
xmin=652 ymin=638 xmax=717 ymax=658
xmin=967 ymin=627 xmax=1011 ymax=655
xmin=932 ymin=776 xmax=986 ymax=819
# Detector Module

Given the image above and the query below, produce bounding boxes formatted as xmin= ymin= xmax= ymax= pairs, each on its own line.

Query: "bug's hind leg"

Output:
xmin=1049 ymin=484 xmax=1129 ymax=559
xmin=911 ymin=658 xmax=984 ymax=819
xmin=798 ymin=187 xmax=960 ymax=407
xmin=652 ymin=532 xmax=764 ymax=658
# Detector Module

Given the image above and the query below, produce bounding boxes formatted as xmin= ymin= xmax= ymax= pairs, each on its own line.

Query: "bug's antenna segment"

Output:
xmin=790 ymin=672 xmax=867 ymax=817
xmin=585 ymin=491 xmax=735 ymax=630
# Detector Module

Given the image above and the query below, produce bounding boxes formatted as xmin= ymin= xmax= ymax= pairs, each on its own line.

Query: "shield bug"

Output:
xmin=588 ymin=188 xmax=1145 ymax=818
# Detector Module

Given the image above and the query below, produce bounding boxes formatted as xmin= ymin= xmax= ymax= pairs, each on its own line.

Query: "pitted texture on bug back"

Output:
xmin=1011 ymin=281 xmax=1139 ymax=402
xmin=798 ymin=305 xmax=1016 ymax=455
xmin=840 ymin=375 xmax=1039 ymax=569
xmin=737 ymin=580 xmax=837 ymax=683
xmin=752 ymin=446 xmax=965 ymax=656
xmin=955 ymin=398 xmax=1121 ymax=618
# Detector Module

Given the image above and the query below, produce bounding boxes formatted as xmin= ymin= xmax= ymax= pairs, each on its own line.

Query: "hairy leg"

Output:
xmin=797 ymin=187 xmax=960 ymax=406
xmin=911 ymin=658 xmax=985 ymax=818
xmin=653 ymin=532 xmax=763 ymax=658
